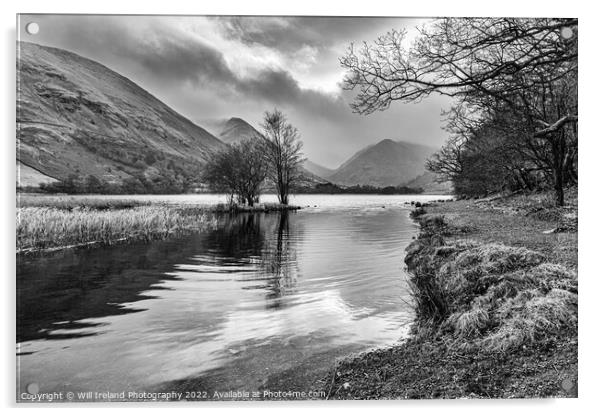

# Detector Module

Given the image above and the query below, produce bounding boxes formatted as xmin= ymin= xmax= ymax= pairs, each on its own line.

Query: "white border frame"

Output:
xmin=3 ymin=1 xmax=599 ymax=415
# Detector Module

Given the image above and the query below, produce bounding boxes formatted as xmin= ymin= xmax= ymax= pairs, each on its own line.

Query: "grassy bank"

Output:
xmin=16 ymin=194 xmax=302 ymax=253
xmin=17 ymin=205 xmax=215 ymax=253
xmin=17 ymin=194 xmax=302 ymax=213
xmin=17 ymin=194 xmax=151 ymax=210
xmin=319 ymin=190 xmax=577 ymax=399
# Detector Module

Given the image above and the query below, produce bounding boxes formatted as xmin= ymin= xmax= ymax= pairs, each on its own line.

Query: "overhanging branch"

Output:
xmin=534 ymin=115 xmax=578 ymax=137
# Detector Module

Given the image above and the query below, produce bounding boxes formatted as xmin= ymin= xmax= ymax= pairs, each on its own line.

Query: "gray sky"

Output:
xmin=19 ymin=15 xmax=451 ymax=168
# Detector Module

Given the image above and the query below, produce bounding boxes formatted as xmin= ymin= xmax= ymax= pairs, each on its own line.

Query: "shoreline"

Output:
xmin=17 ymin=191 xmax=578 ymax=399
xmin=16 ymin=192 xmax=451 ymax=256
xmin=16 ymin=200 xmax=301 ymax=255
xmin=316 ymin=191 xmax=578 ymax=399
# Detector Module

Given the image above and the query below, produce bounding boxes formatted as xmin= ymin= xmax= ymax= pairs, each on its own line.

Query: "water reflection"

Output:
xmin=17 ymin=212 xmax=303 ymax=342
xmin=262 ymin=212 xmax=299 ymax=309
xmin=205 ymin=213 xmax=266 ymax=260
xmin=16 ymin=239 xmax=195 ymax=342
xmin=17 ymin=198 xmax=421 ymax=397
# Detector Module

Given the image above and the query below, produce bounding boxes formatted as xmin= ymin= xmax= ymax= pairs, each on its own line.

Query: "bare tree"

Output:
xmin=259 ymin=110 xmax=305 ymax=205
xmin=203 ymin=139 xmax=268 ymax=207
xmin=426 ymin=136 xmax=466 ymax=183
xmin=341 ymin=18 xmax=577 ymax=205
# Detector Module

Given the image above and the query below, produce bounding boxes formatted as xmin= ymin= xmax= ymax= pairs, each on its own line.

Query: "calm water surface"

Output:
xmin=17 ymin=194 xmax=450 ymax=400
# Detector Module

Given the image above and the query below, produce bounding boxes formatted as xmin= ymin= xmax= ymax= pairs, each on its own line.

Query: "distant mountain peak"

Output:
xmin=209 ymin=117 xmax=261 ymax=144
xmin=378 ymin=138 xmax=397 ymax=144
xmin=327 ymin=139 xmax=438 ymax=187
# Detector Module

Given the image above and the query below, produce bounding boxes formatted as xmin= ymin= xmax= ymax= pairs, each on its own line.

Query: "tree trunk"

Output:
xmin=550 ymin=131 xmax=567 ymax=207
xmin=553 ymin=146 xmax=565 ymax=206
xmin=554 ymin=170 xmax=565 ymax=206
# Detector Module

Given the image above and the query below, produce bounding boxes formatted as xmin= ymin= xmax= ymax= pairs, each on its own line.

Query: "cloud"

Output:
xmin=19 ymin=14 xmax=450 ymax=167
xmin=130 ymin=28 xmax=236 ymax=87
xmin=241 ymin=69 xmax=300 ymax=103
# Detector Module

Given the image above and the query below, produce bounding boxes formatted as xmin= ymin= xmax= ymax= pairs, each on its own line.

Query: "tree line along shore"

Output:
xmin=317 ymin=188 xmax=577 ymax=399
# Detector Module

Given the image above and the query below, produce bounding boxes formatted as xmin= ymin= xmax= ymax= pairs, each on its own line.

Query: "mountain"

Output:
xmin=17 ymin=161 xmax=58 ymax=187
xmin=327 ymin=139 xmax=437 ymax=187
xmin=207 ymin=117 xmax=260 ymax=144
xmin=303 ymin=160 xmax=335 ymax=179
xmin=402 ymin=171 xmax=453 ymax=194
xmin=17 ymin=41 xmax=224 ymax=191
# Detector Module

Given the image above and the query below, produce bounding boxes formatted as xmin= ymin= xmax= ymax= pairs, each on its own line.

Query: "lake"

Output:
xmin=17 ymin=194 xmax=451 ymax=401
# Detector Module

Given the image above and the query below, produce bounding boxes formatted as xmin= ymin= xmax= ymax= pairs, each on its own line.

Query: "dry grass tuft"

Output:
xmin=529 ymin=263 xmax=578 ymax=293
xmin=453 ymin=244 xmax=545 ymax=274
xmin=407 ymin=214 xmax=577 ymax=353
xmin=481 ymin=289 xmax=577 ymax=351
xmin=437 ymin=247 xmax=577 ymax=351
xmin=447 ymin=307 xmax=490 ymax=337
xmin=18 ymin=194 xmax=150 ymax=210
xmin=17 ymin=206 xmax=214 ymax=252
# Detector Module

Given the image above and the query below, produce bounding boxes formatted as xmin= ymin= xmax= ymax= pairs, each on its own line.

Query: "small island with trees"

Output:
xmin=202 ymin=109 xmax=304 ymax=209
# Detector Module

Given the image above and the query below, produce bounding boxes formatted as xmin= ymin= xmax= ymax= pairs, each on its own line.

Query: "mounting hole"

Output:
xmin=560 ymin=27 xmax=574 ymax=40
xmin=25 ymin=22 xmax=39 ymax=35
xmin=26 ymin=382 xmax=39 ymax=394
xmin=561 ymin=379 xmax=574 ymax=391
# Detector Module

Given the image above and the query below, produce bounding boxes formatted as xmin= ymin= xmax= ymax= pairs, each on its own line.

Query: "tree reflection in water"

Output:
xmin=204 ymin=213 xmax=266 ymax=261
xmin=204 ymin=211 xmax=300 ymax=309
xmin=262 ymin=211 xmax=299 ymax=309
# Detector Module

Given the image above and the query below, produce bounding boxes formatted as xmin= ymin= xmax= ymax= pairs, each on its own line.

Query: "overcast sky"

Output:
xmin=19 ymin=15 xmax=451 ymax=168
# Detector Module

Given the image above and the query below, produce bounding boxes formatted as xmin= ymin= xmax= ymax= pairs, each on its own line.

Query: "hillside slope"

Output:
xmin=303 ymin=160 xmax=335 ymax=179
xmin=402 ymin=171 xmax=453 ymax=194
xmin=17 ymin=41 xmax=224 ymax=192
xmin=327 ymin=139 xmax=436 ymax=187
